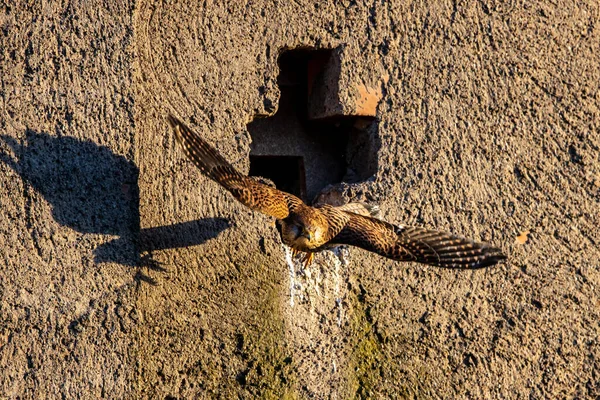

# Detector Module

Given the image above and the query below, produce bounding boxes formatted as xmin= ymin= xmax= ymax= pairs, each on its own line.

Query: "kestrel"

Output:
xmin=167 ymin=114 xmax=506 ymax=269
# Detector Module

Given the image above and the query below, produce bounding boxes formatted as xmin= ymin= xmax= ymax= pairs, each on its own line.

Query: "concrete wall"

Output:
xmin=2 ymin=0 xmax=599 ymax=398
xmin=0 ymin=0 xmax=137 ymax=397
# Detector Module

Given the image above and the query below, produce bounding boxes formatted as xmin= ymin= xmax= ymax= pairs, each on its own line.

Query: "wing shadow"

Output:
xmin=1 ymin=130 xmax=231 ymax=274
xmin=1 ymin=130 xmax=139 ymax=236
xmin=93 ymin=217 xmax=231 ymax=267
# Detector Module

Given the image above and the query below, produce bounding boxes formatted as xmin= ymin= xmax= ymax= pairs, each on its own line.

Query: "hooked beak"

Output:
xmin=302 ymin=228 xmax=313 ymax=241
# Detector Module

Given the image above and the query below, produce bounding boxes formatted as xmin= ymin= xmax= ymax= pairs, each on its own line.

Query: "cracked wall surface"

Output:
xmin=2 ymin=0 xmax=600 ymax=398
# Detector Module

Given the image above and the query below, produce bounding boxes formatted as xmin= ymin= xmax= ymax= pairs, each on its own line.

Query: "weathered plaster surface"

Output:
xmin=1 ymin=0 xmax=599 ymax=398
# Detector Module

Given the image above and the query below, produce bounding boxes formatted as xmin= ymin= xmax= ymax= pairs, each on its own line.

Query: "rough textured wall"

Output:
xmin=0 ymin=0 xmax=137 ymax=398
xmin=1 ymin=0 xmax=599 ymax=398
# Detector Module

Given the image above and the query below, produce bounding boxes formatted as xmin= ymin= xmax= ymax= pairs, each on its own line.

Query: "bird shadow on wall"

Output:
xmin=0 ymin=129 xmax=230 ymax=283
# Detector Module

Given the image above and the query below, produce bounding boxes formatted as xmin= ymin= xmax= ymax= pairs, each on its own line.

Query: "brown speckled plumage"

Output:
xmin=168 ymin=114 xmax=506 ymax=269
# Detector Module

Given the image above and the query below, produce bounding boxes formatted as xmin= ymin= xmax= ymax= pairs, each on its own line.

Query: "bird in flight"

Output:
xmin=167 ymin=114 xmax=506 ymax=269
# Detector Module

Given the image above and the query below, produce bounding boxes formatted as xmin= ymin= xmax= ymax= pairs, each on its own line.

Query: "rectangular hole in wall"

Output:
xmin=249 ymin=48 xmax=379 ymax=203
xmin=249 ymin=155 xmax=307 ymax=201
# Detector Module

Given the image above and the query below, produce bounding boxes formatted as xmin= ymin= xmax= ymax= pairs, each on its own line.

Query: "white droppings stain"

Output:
xmin=283 ymin=244 xmax=297 ymax=307
xmin=282 ymin=245 xmax=351 ymax=390
xmin=283 ymin=245 xmax=350 ymax=323
xmin=314 ymin=266 xmax=322 ymax=296
xmin=332 ymin=246 xmax=349 ymax=327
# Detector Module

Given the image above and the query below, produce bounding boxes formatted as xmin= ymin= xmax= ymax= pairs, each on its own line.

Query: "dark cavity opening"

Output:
xmin=248 ymin=48 xmax=377 ymax=203
xmin=249 ymin=155 xmax=306 ymax=200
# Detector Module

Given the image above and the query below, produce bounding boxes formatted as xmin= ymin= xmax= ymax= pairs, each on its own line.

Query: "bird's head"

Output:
xmin=284 ymin=215 xmax=325 ymax=250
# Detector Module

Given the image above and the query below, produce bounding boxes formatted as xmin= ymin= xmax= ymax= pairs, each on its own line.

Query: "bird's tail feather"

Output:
xmin=167 ymin=114 xmax=245 ymax=189
xmin=396 ymin=225 xmax=506 ymax=269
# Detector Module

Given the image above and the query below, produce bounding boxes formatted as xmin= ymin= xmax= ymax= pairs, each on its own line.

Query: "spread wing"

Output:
xmin=329 ymin=202 xmax=380 ymax=218
xmin=167 ymin=114 xmax=303 ymax=220
xmin=329 ymin=212 xmax=506 ymax=269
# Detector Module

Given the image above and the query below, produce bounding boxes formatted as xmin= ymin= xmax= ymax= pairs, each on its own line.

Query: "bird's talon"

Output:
xmin=303 ymin=252 xmax=314 ymax=268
